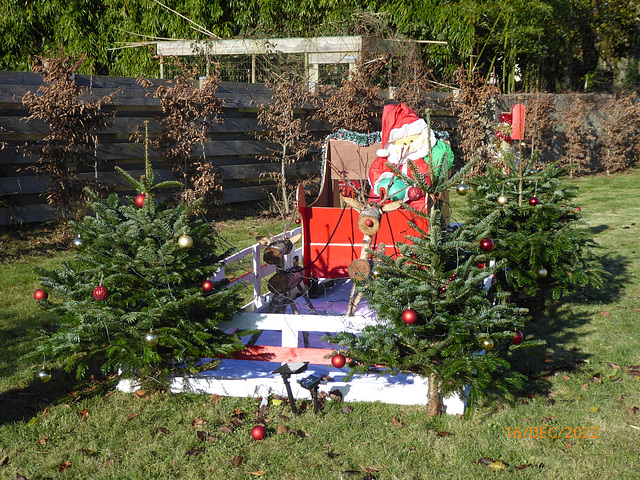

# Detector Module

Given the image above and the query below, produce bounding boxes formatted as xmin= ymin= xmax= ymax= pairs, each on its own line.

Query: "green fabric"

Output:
xmin=376 ymin=176 xmax=408 ymax=201
xmin=431 ymin=140 xmax=455 ymax=175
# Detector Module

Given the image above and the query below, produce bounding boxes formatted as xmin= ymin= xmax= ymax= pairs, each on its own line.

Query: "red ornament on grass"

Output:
xmin=251 ymin=425 xmax=266 ymax=440
xmin=407 ymin=186 xmax=424 ymax=202
xmin=93 ymin=285 xmax=108 ymax=301
xmin=402 ymin=308 xmax=418 ymax=325
xmin=529 ymin=196 xmax=541 ymax=206
xmin=34 ymin=289 xmax=48 ymax=301
xmin=512 ymin=330 xmax=524 ymax=345
xmin=574 ymin=206 xmax=581 ymax=212
xmin=331 ymin=353 xmax=346 ymax=369
xmin=134 ymin=194 xmax=146 ymax=208
xmin=479 ymin=238 xmax=495 ymax=253
xmin=202 ymin=280 xmax=214 ymax=292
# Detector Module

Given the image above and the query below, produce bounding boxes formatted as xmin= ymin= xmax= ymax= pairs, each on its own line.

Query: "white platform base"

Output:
xmin=117 ymin=359 xmax=468 ymax=415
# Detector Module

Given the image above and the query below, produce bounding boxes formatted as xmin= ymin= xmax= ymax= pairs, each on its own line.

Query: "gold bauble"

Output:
xmin=497 ymin=195 xmax=508 ymax=206
xmin=456 ymin=183 xmax=470 ymax=196
xmin=38 ymin=368 xmax=52 ymax=383
xmin=480 ymin=337 xmax=494 ymax=351
xmin=72 ymin=235 xmax=84 ymax=249
xmin=177 ymin=234 xmax=193 ymax=249
xmin=144 ymin=331 xmax=159 ymax=346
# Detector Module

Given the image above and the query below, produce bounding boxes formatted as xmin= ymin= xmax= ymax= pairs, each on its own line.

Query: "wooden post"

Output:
xmin=357 ymin=205 xmax=382 ymax=235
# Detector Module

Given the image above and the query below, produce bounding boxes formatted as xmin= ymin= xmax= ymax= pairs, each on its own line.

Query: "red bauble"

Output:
xmin=512 ymin=330 xmax=524 ymax=345
xmin=202 ymin=280 xmax=214 ymax=292
xmin=331 ymin=353 xmax=346 ymax=369
xmin=295 ymin=218 xmax=301 ymax=224
xmin=134 ymin=194 xmax=146 ymax=208
xmin=529 ymin=196 xmax=541 ymax=206
xmin=407 ymin=186 xmax=424 ymax=202
xmin=251 ymin=425 xmax=266 ymax=440
xmin=574 ymin=206 xmax=581 ymax=212
xmin=93 ymin=285 xmax=108 ymax=301
xmin=479 ymin=238 xmax=495 ymax=252
xmin=402 ymin=308 xmax=418 ymax=325
xmin=34 ymin=289 xmax=48 ymax=301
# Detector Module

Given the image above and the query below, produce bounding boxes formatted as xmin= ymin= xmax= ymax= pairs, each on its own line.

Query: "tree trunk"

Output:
xmin=426 ymin=374 xmax=442 ymax=415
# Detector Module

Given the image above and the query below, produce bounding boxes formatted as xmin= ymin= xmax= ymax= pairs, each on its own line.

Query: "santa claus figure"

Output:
xmin=368 ymin=103 xmax=454 ymax=209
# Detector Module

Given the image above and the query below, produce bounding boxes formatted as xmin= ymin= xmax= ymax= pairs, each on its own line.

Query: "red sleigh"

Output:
xmin=296 ymin=131 xmax=441 ymax=280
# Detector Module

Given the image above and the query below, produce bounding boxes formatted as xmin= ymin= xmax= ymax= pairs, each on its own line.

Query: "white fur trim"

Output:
xmin=377 ymin=148 xmax=389 ymax=158
xmin=387 ymin=118 xmax=428 ymax=144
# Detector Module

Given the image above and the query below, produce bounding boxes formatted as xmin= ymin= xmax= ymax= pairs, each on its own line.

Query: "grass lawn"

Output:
xmin=1 ymin=172 xmax=639 ymax=479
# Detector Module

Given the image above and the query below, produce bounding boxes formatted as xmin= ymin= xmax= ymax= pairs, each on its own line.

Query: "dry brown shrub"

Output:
xmin=314 ymin=59 xmax=384 ymax=133
xmin=448 ymin=68 xmax=500 ymax=173
xmin=257 ymin=74 xmax=317 ymax=215
xmin=598 ymin=93 xmax=640 ymax=173
xmin=145 ymin=62 xmax=225 ymax=215
xmin=22 ymin=53 xmax=117 ymax=220
xmin=559 ymin=94 xmax=597 ymax=176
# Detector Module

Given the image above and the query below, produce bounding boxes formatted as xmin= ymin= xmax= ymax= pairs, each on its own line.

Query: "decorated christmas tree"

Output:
xmin=464 ymin=150 xmax=604 ymax=311
xmin=331 ymin=156 xmax=542 ymax=414
xmin=30 ymin=158 xmax=245 ymax=390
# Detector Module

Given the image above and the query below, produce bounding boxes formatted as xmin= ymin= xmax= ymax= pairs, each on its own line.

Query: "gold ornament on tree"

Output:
xmin=178 ymin=233 xmax=193 ymax=249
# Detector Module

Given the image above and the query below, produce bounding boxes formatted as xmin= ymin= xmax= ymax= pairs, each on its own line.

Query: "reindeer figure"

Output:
xmin=341 ymin=195 xmax=404 ymax=315
xmin=257 ymin=232 xmax=317 ymax=314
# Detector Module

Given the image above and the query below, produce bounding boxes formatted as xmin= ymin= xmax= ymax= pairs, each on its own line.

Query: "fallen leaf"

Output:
xmin=515 ymin=464 xmax=533 ymax=470
xmin=191 ymin=418 xmax=206 ymax=427
xmin=219 ymin=425 xmax=234 ymax=434
xmin=627 ymin=407 xmax=639 ymax=415
xmin=588 ymin=373 xmax=602 ymax=383
xmin=436 ymin=431 xmax=453 ymax=437
xmin=17 ymin=475 xmax=27 ymax=480
xmin=186 ymin=447 xmax=205 ymax=457
xmin=78 ymin=409 xmax=89 ymax=418
xmin=231 ymin=417 xmax=243 ymax=428
xmin=196 ymin=431 xmax=207 ymax=442
xmin=589 ymin=406 xmax=600 ymax=413
xmin=81 ymin=448 xmax=95 ymax=456
xmin=600 ymin=311 xmax=611 ymax=317
xmin=59 ymin=460 xmax=72 ymax=473
xmin=327 ymin=452 xmax=340 ymax=459
xmin=156 ymin=427 xmax=170 ymax=434
xmin=562 ymin=375 xmax=571 ymax=381
xmin=277 ymin=425 xmax=288 ymax=435
xmin=271 ymin=399 xmax=283 ymax=406
xmin=232 ymin=408 xmax=246 ymax=419
xmin=125 ymin=413 xmax=139 ymax=422
xmin=279 ymin=414 xmax=291 ymax=421
xmin=607 ymin=362 xmax=620 ymax=370
xmin=477 ymin=457 xmax=493 ymax=465
xmin=248 ymin=471 xmax=266 ymax=476
xmin=134 ymin=390 xmax=146 ymax=398
xmin=231 ymin=455 xmax=243 ymax=467
xmin=209 ymin=394 xmax=222 ymax=404
xmin=37 ymin=436 xmax=49 ymax=446
xmin=581 ymin=383 xmax=589 ymax=391
xmin=488 ymin=461 xmax=507 ymax=471
xmin=341 ymin=406 xmax=353 ymax=414
xmin=1 ymin=456 xmax=9 ymax=466
xmin=627 ymin=369 xmax=640 ymax=378
xmin=391 ymin=417 xmax=404 ymax=428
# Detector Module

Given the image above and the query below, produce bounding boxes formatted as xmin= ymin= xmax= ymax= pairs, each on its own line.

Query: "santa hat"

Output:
xmin=377 ymin=103 xmax=429 ymax=158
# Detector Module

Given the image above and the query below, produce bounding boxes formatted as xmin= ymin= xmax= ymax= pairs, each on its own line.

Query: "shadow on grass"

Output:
xmin=0 ymin=368 xmax=78 ymax=425
xmin=495 ymin=252 xmax=629 ymax=403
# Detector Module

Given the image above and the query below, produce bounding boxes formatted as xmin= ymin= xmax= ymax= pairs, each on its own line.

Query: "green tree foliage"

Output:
xmin=330 ymin=159 xmax=542 ymax=414
xmin=2 ymin=1 xmax=638 ymax=92
xmin=30 ymin=160 xmax=245 ymax=389
xmin=464 ymin=153 xmax=604 ymax=312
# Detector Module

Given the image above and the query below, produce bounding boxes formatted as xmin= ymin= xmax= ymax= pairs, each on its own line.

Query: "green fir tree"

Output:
xmin=31 ymin=159 xmax=245 ymax=390
xmin=331 ymin=160 xmax=542 ymax=415
xmin=464 ymin=152 xmax=604 ymax=312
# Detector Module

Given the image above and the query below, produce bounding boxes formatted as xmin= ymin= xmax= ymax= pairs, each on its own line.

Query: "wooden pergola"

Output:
xmin=155 ymin=35 xmax=444 ymax=87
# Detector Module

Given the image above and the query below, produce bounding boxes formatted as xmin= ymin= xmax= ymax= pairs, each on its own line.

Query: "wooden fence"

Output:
xmin=0 ymin=71 xmax=336 ymax=225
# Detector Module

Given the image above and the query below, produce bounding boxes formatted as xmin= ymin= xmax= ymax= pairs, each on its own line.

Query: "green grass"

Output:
xmin=2 ymin=172 xmax=640 ymax=479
